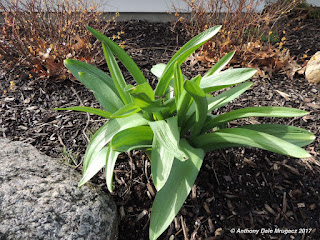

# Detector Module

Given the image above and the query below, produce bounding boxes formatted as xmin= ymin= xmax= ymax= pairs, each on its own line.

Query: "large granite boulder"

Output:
xmin=0 ymin=138 xmax=118 ymax=240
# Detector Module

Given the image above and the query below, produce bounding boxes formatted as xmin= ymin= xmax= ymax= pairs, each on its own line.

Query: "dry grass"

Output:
xmin=173 ymin=0 xmax=303 ymax=77
xmin=0 ymin=0 xmax=120 ymax=80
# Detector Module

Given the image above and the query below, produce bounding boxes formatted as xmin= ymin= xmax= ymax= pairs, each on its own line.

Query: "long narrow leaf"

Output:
xmin=151 ymin=137 xmax=175 ymax=191
xmin=184 ymin=80 xmax=207 ymax=137
xmin=78 ymin=72 xmax=124 ymax=113
xmin=239 ymin=124 xmax=315 ymax=147
xmin=64 ymin=60 xmax=123 ymax=112
xmin=82 ymin=114 xmax=149 ymax=173
xmin=155 ymin=25 xmax=221 ymax=97
xmin=126 ymin=82 xmax=155 ymax=100
xmin=151 ymin=63 xmax=188 ymax=82
xmin=149 ymin=117 xmax=188 ymax=161
xmin=182 ymin=82 xmax=252 ymax=134
xmin=204 ymin=51 xmax=235 ymax=77
xmin=103 ymin=43 xmax=132 ymax=104
xmin=111 ymin=126 xmax=153 ymax=152
xmin=200 ymin=68 xmax=257 ymax=93
xmin=78 ymin=146 xmax=109 ymax=187
xmin=192 ymin=128 xmax=311 ymax=158
xmin=111 ymin=103 xmax=141 ymax=118
xmin=177 ymin=75 xmax=201 ymax=127
xmin=105 ymin=146 xmax=120 ymax=192
xmin=151 ymin=63 xmax=167 ymax=79
xmin=207 ymin=82 xmax=253 ymax=111
xmin=132 ymin=95 xmax=168 ymax=113
xmin=86 ymin=26 xmax=147 ymax=84
xmin=174 ymin=62 xmax=184 ymax=103
xmin=203 ymin=106 xmax=309 ymax=132
xmin=64 ymin=59 xmax=117 ymax=92
xmin=54 ymin=106 xmax=112 ymax=118
xmin=149 ymin=139 xmax=204 ymax=240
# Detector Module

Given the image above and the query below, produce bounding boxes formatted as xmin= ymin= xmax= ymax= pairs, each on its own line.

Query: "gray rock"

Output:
xmin=305 ymin=51 xmax=320 ymax=84
xmin=0 ymin=138 xmax=118 ymax=240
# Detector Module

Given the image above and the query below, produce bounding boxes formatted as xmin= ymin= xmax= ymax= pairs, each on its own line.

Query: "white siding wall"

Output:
xmin=102 ymin=0 xmax=320 ymax=12
xmin=307 ymin=0 xmax=320 ymax=5
xmin=101 ymin=0 xmax=189 ymax=12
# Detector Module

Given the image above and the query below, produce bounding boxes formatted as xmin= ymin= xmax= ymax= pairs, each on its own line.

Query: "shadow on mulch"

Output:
xmin=0 ymin=19 xmax=319 ymax=239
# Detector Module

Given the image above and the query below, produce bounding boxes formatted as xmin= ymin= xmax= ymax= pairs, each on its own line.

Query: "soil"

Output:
xmin=0 ymin=18 xmax=319 ymax=240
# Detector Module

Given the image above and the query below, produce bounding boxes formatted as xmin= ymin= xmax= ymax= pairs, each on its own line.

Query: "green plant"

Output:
xmin=61 ymin=146 xmax=80 ymax=167
xmin=55 ymin=26 xmax=315 ymax=240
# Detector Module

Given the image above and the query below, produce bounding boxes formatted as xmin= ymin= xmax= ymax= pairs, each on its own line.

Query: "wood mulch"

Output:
xmin=0 ymin=18 xmax=319 ymax=240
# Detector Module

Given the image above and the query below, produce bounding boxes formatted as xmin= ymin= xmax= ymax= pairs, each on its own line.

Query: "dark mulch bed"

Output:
xmin=0 ymin=18 xmax=319 ymax=240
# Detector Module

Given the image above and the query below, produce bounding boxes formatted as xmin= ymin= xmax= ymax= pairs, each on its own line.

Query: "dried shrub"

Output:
xmin=0 ymin=0 xmax=119 ymax=80
xmin=173 ymin=0 xmax=303 ymax=78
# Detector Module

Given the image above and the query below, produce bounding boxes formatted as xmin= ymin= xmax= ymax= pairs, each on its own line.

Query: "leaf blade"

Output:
xmin=82 ymin=114 xmax=149 ymax=173
xmin=64 ymin=60 xmax=123 ymax=113
xmin=149 ymin=117 xmax=188 ymax=161
xmin=149 ymin=139 xmax=204 ymax=240
xmin=203 ymin=106 xmax=309 ymax=132
xmin=183 ymin=80 xmax=208 ymax=137
xmin=204 ymin=51 xmax=235 ymax=77
xmin=207 ymin=82 xmax=253 ymax=111
xmin=111 ymin=103 xmax=141 ymax=118
xmin=151 ymin=137 xmax=175 ymax=191
xmin=200 ymin=68 xmax=257 ymax=93
xmin=105 ymin=145 xmax=121 ymax=192
xmin=102 ymin=43 xmax=132 ymax=104
xmin=54 ymin=106 xmax=112 ymax=118
xmin=192 ymin=128 xmax=311 ymax=158
xmin=155 ymin=25 xmax=222 ymax=97
xmin=174 ymin=62 xmax=184 ymax=103
xmin=78 ymin=146 xmax=109 ymax=187
xmin=239 ymin=124 xmax=315 ymax=147
xmin=86 ymin=26 xmax=147 ymax=85
xmin=111 ymin=126 xmax=153 ymax=152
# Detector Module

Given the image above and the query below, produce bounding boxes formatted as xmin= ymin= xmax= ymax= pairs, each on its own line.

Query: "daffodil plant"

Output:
xmin=56 ymin=25 xmax=315 ymax=240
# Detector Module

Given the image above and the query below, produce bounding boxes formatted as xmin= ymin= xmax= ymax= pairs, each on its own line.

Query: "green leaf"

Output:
xmin=64 ymin=61 xmax=123 ymax=113
xmin=149 ymin=139 xmax=204 ymax=240
xmin=161 ymin=98 xmax=177 ymax=117
xmin=150 ymin=137 xmax=175 ymax=191
xmin=177 ymin=75 xmax=201 ymax=127
xmin=182 ymin=82 xmax=252 ymax=135
xmin=105 ymin=146 xmax=120 ymax=192
xmin=82 ymin=114 xmax=149 ymax=173
xmin=54 ymin=106 xmax=112 ymax=118
xmin=111 ymin=103 xmax=141 ymax=118
xmin=192 ymin=128 xmax=311 ymax=158
xmin=207 ymin=82 xmax=253 ymax=111
xmin=132 ymin=95 xmax=168 ymax=113
xmin=174 ymin=62 xmax=184 ymax=103
xmin=126 ymin=82 xmax=155 ymax=100
xmin=125 ymin=83 xmax=166 ymax=112
xmin=79 ymin=146 xmax=109 ymax=187
xmin=111 ymin=126 xmax=153 ymax=152
xmin=103 ymin=43 xmax=132 ymax=104
xmin=204 ymin=51 xmax=235 ymax=77
xmin=151 ymin=63 xmax=188 ymax=82
xmin=239 ymin=124 xmax=315 ymax=147
xmin=183 ymin=80 xmax=208 ymax=137
xmin=86 ymin=26 xmax=147 ymax=85
xmin=151 ymin=63 xmax=167 ymax=79
xmin=64 ymin=59 xmax=117 ymax=93
xmin=200 ymin=68 xmax=257 ymax=93
xmin=155 ymin=25 xmax=222 ymax=97
xmin=203 ymin=106 xmax=309 ymax=132
xmin=149 ymin=117 xmax=188 ymax=161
